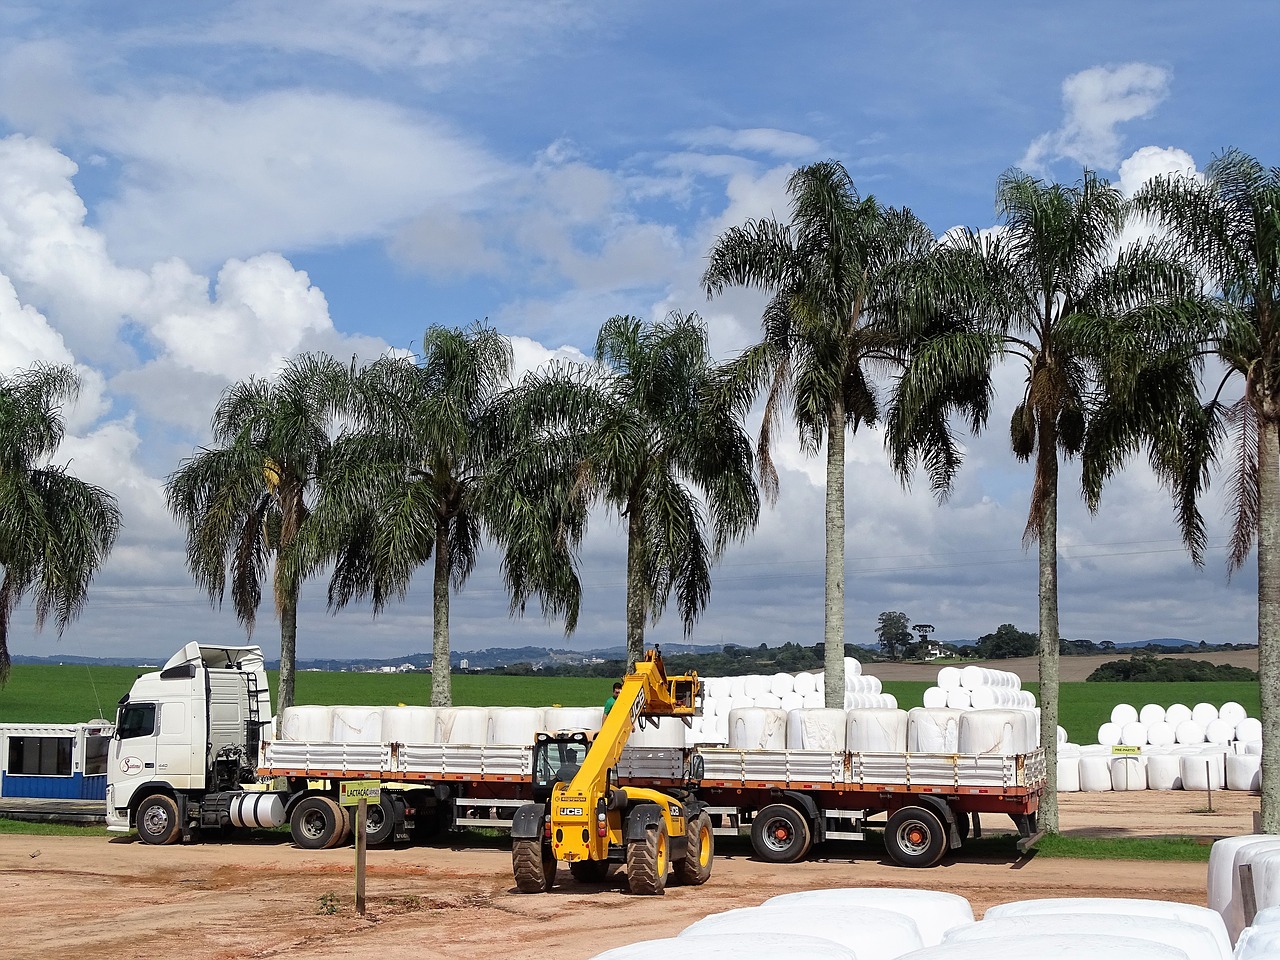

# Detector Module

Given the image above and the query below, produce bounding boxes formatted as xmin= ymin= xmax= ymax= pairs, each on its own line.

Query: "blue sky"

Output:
xmin=0 ymin=3 xmax=1269 ymax=666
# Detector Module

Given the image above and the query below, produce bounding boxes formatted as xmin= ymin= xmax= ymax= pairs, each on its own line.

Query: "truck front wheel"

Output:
xmin=885 ymin=805 xmax=948 ymax=868
xmin=512 ymin=838 xmax=556 ymax=892
xmin=290 ymin=796 xmax=346 ymax=850
xmin=137 ymin=794 xmax=183 ymax=845
xmin=750 ymin=803 xmax=811 ymax=863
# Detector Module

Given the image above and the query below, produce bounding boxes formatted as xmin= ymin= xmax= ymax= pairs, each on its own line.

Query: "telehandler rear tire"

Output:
xmin=675 ymin=812 xmax=714 ymax=885
xmin=513 ymin=838 xmax=556 ymax=892
xmin=626 ymin=819 xmax=669 ymax=895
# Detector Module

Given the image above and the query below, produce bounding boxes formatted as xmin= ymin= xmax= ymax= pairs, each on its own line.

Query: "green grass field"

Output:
xmin=0 ymin=663 xmax=1260 ymax=743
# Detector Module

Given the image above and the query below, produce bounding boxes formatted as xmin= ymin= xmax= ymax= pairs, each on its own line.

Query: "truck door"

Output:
xmin=112 ymin=701 xmax=159 ymax=799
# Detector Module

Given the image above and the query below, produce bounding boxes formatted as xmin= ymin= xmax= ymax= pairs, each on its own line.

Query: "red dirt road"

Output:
xmin=4 ymin=791 xmax=1257 ymax=960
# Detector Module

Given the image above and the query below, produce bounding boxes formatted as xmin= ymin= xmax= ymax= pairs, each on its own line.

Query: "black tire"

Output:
xmin=137 ymin=794 xmax=183 ymax=845
xmin=885 ymin=805 xmax=948 ymax=868
xmin=513 ymin=838 xmax=556 ymax=893
xmin=361 ymin=795 xmax=397 ymax=846
xmin=290 ymin=795 xmax=345 ymax=850
xmin=675 ymin=812 xmax=714 ymax=885
xmin=750 ymin=803 xmax=811 ymax=864
xmin=626 ymin=818 xmax=669 ymax=895
xmin=569 ymin=859 xmax=610 ymax=883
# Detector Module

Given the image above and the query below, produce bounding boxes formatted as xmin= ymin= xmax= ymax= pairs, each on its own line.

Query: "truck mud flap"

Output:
xmin=510 ymin=803 xmax=546 ymax=840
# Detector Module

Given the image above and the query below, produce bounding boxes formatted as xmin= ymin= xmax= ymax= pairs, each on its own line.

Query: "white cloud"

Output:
xmin=1117 ymin=145 xmax=1199 ymax=197
xmin=679 ymin=127 xmax=822 ymax=159
xmin=1021 ymin=63 xmax=1171 ymax=172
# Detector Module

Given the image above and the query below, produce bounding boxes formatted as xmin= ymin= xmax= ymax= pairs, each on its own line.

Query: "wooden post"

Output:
xmin=1241 ymin=863 xmax=1258 ymax=928
xmin=355 ymin=797 xmax=367 ymax=916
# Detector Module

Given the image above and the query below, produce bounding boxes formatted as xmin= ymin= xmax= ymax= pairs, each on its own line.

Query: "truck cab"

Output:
xmin=106 ymin=642 xmax=272 ymax=842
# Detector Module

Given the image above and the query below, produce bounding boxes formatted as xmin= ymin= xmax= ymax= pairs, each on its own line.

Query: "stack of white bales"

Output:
xmin=687 ymin=657 xmax=897 ymax=747
xmin=278 ymin=704 xmax=605 ymax=746
xmin=923 ymin=665 xmax=1036 ymax=711
xmin=587 ymin=887 xmax=973 ymax=960
xmin=1063 ymin=700 xmax=1261 ymax=794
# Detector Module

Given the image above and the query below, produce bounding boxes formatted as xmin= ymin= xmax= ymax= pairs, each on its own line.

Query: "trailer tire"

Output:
xmin=137 ymin=794 xmax=183 ymax=846
xmin=361 ymin=795 xmax=397 ymax=846
xmin=512 ymin=838 xmax=556 ymax=893
xmin=675 ymin=812 xmax=714 ymax=885
xmin=885 ymin=805 xmax=948 ymax=868
xmin=626 ymin=819 xmax=669 ymax=895
xmin=290 ymin=796 xmax=345 ymax=850
xmin=750 ymin=803 xmax=811 ymax=863
xmin=569 ymin=859 xmax=610 ymax=883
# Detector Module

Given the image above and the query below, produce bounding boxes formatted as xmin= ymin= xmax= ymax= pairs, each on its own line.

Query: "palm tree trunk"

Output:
xmin=278 ymin=592 xmax=297 ymax=726
xmin=432 ymin=520 xmax=453 ymax=707
xmin=1036 ymin=450 xmax=1061 ymax=834
xmin=823 ymin=403 xmax=847 ymax=709
xmin=0 ymin=575 xmax=15 ymax=685
xmin=1259 ymin=421 xmax=1280 ymax=831
xmin=625 ymin=507 xmax=646 ymax=672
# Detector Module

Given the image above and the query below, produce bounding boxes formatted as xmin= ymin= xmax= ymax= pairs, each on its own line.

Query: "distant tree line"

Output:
xmin=1087 ymin=655 xmax=1258 ymax=682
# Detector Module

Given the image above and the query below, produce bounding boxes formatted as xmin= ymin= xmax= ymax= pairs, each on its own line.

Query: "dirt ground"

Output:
xmin=871 ymin=648 xmax=1260 ymax=683
xmin=3 ymin=790 xmax=1258 ymax=960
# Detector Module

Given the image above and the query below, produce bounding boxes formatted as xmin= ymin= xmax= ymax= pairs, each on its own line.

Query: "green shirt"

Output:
xmin=604 ymin=694 xmax=618 ymax=716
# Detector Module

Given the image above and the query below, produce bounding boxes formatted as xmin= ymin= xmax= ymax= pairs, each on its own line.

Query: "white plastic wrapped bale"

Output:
xmin=436 ymin=706 xmax=489 ymax=744
xmin=1121 ymin=721 xmax=1150 ymax=747
xmin=983 ymin=897 xmax=1231 ymax=960
xmin=1236 ymin=926 xmax=1280 ymax=960
xmin=679 ymin=904 xmax=923 ymax=960
xmin=1220 ymin=701 xmax=1248 ymax=727
xmin=937 ymin=666 xmax=963 ymax=690
xmin=727 ymin=708 xmax=788 ymax=749
xmin=488 ymin=706 xmax=544 ymax=745
xmin=802 ymin=692 xmax=827 ymax=709
xmin=1140 ymin=704 xmax=1168 ymax=726
xmin=1098 ymin=721 xmax=1122 ymax=746
xmin=754 ymin=692 xmax=784 ymax=710
xmin=543 ymin=706 xmax=604 ymax=732
xmin=1147 ymin=721 xmax=1177 ymax=748
xmin=1249 ymin=850 xmax=1280 ymax=932
xmin=779 ymin=691 xmax=805 ymax=712
xmin=1146 ymin=753 xmax=1183 ymax=790
xmin=332 ymin=705 xmax=383 ymax=743
xmin=629 ymin=715 xmax=687 ymax=747
xmin=728 ymin=676 xmax=747 ymax=698
xmin=1207 ymin=835 xmax=1267 ymax=928
xmin=907 ymin=708 xmax=964 ymax=753
xmin=1078 ymin=755 xmax=1114 ymax=791
xmin=1229 ymin=841 xmax=1280 ymax=941
xmin=1166 ymin=703 xmax=1193 ymax=727
xmin=945 ymin=688 xmax=972 ymax=710
xmin=1238 ymin=717 xmax=1264 ymax=744
xmin=787 ymin=709 xmax=848 ymax=751
xmin=1110 ymin=754 xmax=1148 ymax=791
xmin=1227 ymin=754 xmax=1262 ymax=792
xmin=743 ymin=674 xmax=771 ymax=698
xmin=844 ymin=656 xmax=863 ymax=677
xmin=793 ymin=672 xmax=817 ymax=695
xmin=382 ymin=705 xmax=437 ymax=744
xmin=1181 ymin=751 xmax=1226 ymax=791
xmin=589 ymin=934 xmax=857 ymax=960
xmin=894 ymin=935 xmax=1190 ymax=960
xmin=279 ymin=705 xmax=333 ymax=741
xmin=1111 ymin=703 xmax=1140 ymax=725
xmin=1193 ymin=702 xmax=1220 ymax=727
xmin=957 ymin=710 xmax=1035 ymax=755
xmin=1205 ymin=719 xmax=1235 ymax=746
xmin=1056 ymin=752 xmax=1081 ymax=792
xmin=923 ymin=687 xmax=950 ymax=709
xmin=847 ymin=709 xmax=909 ymax=753
xmin=763 ymin=888 xmax=975 ymax=947
xmin=1176 ymin=721 xmax=1207 ymax=745
xmin=941 ymin=915 xmax=1224 ymax=960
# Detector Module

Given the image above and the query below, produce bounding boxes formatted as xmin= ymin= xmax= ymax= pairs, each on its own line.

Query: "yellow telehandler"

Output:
xmin=510 ymin=647 xmax=714 ymax=895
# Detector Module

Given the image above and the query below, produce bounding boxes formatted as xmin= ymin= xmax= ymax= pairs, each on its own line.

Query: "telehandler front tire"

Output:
xmin=513 ymin=838 xmax=556 ymax=892
xmin=626 ymin=819 xmax=669 ymax=895
xmin=675 ymin=811 xmax=714 ymax=885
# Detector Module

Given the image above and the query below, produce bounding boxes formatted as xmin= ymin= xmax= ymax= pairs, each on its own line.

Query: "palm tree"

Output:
xmin=703 ymin=160 xmax=935 ymax=707
xmin=0 ymin=363 xmax=121 ymax=683
xmin=1131 ymin=149 xmax=1280 ymax=830
xmin=166 ymin=353 xmax=347 ymax=716
xmin=307 ymin=323 xmax=587 ymax=706
xmin=889 ymin=168 xmax=1196 ymax=832
xmin=580 ymin=312 xmax=759 ymax=668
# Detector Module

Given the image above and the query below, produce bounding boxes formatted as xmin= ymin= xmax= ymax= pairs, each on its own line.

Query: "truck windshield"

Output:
xmin=533 ymin=738 xmax=591 ymax=789
xmin=116 ymin=703 xmax=156 ymax=740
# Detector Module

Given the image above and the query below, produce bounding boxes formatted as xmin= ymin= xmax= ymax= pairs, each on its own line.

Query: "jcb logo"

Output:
xmin=561 ymin=807 xmax=584 ymax=817
xmin=628 ymin=686 xmax=647 ymax=728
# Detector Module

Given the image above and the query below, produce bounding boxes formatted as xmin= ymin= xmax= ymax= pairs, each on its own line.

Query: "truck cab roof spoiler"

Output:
xmin=162 ymin=641 xmax=265 ymax=673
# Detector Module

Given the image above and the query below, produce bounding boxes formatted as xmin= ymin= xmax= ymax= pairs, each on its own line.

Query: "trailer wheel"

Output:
xmin=361 ymin=795 xmax=397 ymax=846
xmin=569 ymin=859 xmax=610 ymax=883
xmin=137 ymin=794 xmax=183 ymax=845
xmin=750 ymin=803 xmax=811 ymax=863
xmin=675 ymin=812 xmax=714 ymax=885
xmin=512 ymin=838 xmax=556 ymax=892
xmin=626 ymin=819 xmax=669 ymax=895
xmin=290 ymin=796 xmax=345 ymax=850
xmin=885 ymin=805 xmax=948 ymax=868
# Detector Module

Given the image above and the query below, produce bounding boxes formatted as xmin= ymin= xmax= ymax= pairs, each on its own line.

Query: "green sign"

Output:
xmin=339 ymin=780 xmax=382 ymax=806
xmin=1110 ymin=745 xmax=1142 ymax=756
